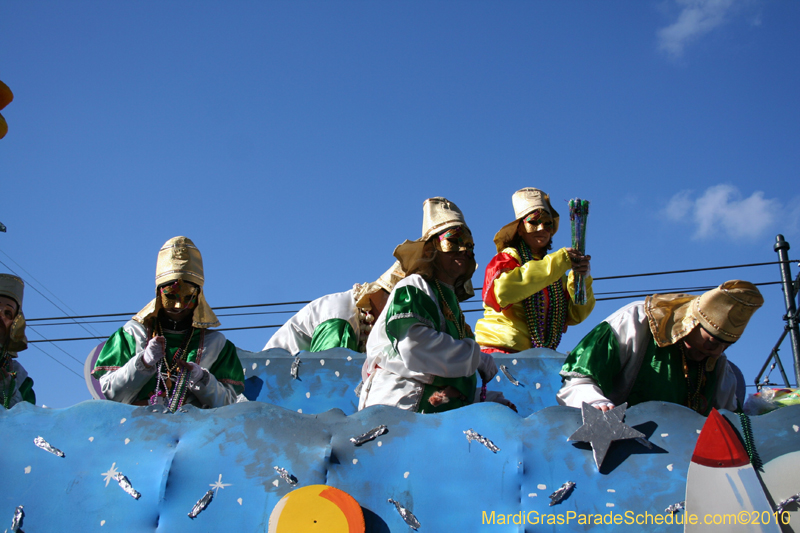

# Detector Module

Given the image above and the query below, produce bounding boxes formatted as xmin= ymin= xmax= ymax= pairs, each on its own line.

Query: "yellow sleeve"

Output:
xmin=493 ymin=248 xmax=571 ymax=309
xmin=566 ymin=271 xmax=596 ymax=325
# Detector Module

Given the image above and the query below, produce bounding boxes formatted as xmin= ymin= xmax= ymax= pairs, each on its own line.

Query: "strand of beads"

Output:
xmin=148 ymin=327 xmax=195 ymax=412
xmin=1 ymin=348 xmax=17 ymax=409
xmin=434 ymin=280 xmax=465 ymax=339
xmin=568 ymin=198 xmax=590 ymax=305
xmin=518 ymin=241 xmax=567 ymax=349
xmin=738 ymin=411 xmax=763 ymax=470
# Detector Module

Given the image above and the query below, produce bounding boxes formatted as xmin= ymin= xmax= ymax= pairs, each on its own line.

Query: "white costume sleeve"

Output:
xmin=99 ymin=353 xmax=157 ymax=404
xmin=556 ymin=377 xmax=614 ymax=408
xmin=396 ymin=322 xmax=482 ymax=379
xmin=189 ymin=373 xmax=239 ymax=407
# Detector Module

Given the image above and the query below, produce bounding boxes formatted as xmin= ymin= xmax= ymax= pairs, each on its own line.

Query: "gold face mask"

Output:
xmin=521 ymin=209 xmax=554 ymax=234
xmin=159 ymin=280 xmax=199 ymax=311
xmin=434 ymin=226 xmax=475 ymax=253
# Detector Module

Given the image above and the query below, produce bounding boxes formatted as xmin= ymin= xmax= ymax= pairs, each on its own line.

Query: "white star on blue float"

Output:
xmin=101 ymin=462 xmax=120 ymax=487
xmin=210 ymin=474 xmax=232 ymax=494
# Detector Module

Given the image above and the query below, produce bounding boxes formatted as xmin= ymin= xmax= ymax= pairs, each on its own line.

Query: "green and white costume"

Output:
xmin=557 ymin=301 xmax=737 ymax=415
xmin=93 ymin=320 xmax=244 ymax=407
xmin=264 ymin=289 xmax=361 ymax=354
xmin=358 ymin=274 xmax=481 ymax=413
xmin=1 ymin=358 xmax=35 ymax=408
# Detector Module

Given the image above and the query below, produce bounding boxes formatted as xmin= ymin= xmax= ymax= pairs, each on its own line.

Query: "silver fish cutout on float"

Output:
xmin=388 ymin=498 xmax=421 ymax=530
xmin=290 ymin=356 xmax=301 ymax=380
xmin=188 ymin=490 xmax=214 ymax=519
xmin=33 ymin=436 xmax=65 ymax=457
xmin=775 ymin=491 xmax=800 ymax=518
xmin=350 ymin=425 xmax=388 ymax=446
xmin=549 ymin=481 xmax=576 ymax=506
xmin=464 ymin=429 xmax=500 ymax=453
xmin=10 ymin=505 xmax=24 ymax=532
xmin=273 ymin=466 xmax=298 ymax=486
xmin=114 ymin=472 xmax=141 ymax=499
xmin=500 ymin=365 xmax=521 ymax=386
xmin=665 ymin=501 xmax=685 ymax=514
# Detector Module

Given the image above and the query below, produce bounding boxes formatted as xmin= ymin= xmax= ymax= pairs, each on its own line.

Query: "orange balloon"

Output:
xmin=0 ymin=113 xmax=7 ymax=140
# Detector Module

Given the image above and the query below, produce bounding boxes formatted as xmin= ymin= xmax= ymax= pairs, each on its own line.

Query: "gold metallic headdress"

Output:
xmin=493 ymin=188 xmax=560 ymax=253
xmin=393 ymin=197 xmax=476 ymax=301
xmin=353 ymin=261 xmax=406 ymax=309
xmin=134 ymin=236 xmax=220 ymax=329
xmin=645 ymin=280 xmax=763 ymax=347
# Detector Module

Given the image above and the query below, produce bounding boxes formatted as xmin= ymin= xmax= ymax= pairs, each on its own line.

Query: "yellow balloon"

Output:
xmin=268 ymin=484 xmax=364 ymax=533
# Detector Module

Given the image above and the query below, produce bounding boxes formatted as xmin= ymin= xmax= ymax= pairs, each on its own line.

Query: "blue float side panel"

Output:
xmin=3 ymin=399 xmax=799 ymax=532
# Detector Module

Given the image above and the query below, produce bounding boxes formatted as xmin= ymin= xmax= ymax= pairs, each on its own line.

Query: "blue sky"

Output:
xmin=1 ymin=0 xmax=799 ymax=408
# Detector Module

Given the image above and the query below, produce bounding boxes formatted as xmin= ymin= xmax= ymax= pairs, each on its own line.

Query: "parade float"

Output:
xmin=2 ymin=343 xmax=800 ymax=532
xmin=2 ymin=78 xmax=800 ymax=532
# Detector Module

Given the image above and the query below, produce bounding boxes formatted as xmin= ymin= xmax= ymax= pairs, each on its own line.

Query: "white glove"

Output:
xmin=591 ymin=400 xmax=616 ymax=412
xmin=477 ymin=352 xmax=498 ymax=382
xmin=185 ymin=362 xmax=206 ymax=385
xmin=142 ymin=337 xmax=165 ymax=367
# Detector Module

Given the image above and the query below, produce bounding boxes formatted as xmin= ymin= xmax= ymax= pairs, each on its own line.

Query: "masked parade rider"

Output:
xmin=557 ymin=280 xmax=763 ymax=415
xmin=93 ymin=237 xmax=244 ymax=410
xmin=0 ymin=274 xmax=35 ymax=408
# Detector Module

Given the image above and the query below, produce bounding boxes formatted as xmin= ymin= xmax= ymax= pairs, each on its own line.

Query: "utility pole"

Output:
xmin=774 ymin=234 xmax=800 ymax=385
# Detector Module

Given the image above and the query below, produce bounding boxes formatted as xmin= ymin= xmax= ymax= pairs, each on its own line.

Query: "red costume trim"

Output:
xmin=482 ymin=253 xmax=521 ymax=312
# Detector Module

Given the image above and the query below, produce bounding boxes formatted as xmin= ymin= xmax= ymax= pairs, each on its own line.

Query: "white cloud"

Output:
xmin=664 ymin=184 xmax=780 ymax=241
xmin=657 ymin=0 xmax=737 ymax=58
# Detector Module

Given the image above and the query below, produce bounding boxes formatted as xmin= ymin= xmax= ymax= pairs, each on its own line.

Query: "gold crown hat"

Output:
xmin=353 ymin=261 xmax=406 ymax=309
xmin=134 ymin=236 xmax=220 ymax=329
xmin=0 ymin=273 xmax=27 ymax=354
xmin=393 ymin=197 xmax=476 ymax=301
xmin=492 ymin=187 xmax=560 ymax=253
xmin=644 ymin=280 xmax=763 ymax=347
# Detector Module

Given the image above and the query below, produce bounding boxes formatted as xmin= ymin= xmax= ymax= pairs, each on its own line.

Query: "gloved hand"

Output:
xmin=185 ymin=361 xmax=203 ymax=384
xmin=183 ymin=361 xmax=206 ymax=385
xmin=142 ymin=336 xmax=166 ymax=367
xmin=591 ymin=400 xmax=616 ymax=413
xmin=477 ymin=352 xmax=498 ymax=382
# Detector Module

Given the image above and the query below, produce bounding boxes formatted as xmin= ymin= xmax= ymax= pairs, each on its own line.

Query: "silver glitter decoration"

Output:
xmin=775 ymin=491 xmax=800 ymax=516
xmin=388 ymin=498 xmax=421 ymax=530
xmin=188 ymin=490 xmax=214 ymax=519
xmin=114 ymin=472 xmax=141 ymax=500
xmin=33 ymin=436 xmax=65 ymax=457
xmin=290 ymin=356 xmax=301 ymax=379
xmin=350 ymin=425 xmax=388 ymax=446
xmin=665 ymin=501 xmax=685 ymax=514
xmin=500 ymin=365 xmax=520 ymax=386
xmin=464 ymin=429 xmax=500 ymax=453
xmin=10 ymin=505 xmax=24 ymax=532
xmin=567 ymin=402 xmax=644 ymax=469
xmin=549 ymin=481 xmax=576 ymax=506
xmin=273 ymin=466 xmax=298 ymax=486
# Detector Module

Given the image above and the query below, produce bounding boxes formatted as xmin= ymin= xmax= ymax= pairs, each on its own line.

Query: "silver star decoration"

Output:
xmin=209 ymin=474 xmax=231 ymax=494
xmin=101 ymin=462 xmax=120 ymax=487
xmin=568 ymin=402 xmax=644 ymax=469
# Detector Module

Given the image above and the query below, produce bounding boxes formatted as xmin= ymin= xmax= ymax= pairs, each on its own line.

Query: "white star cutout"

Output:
xmin=210 ymin=474 xmax=231 ymax=494
xmin=101 ymin=462 xmax=120 ymax=487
